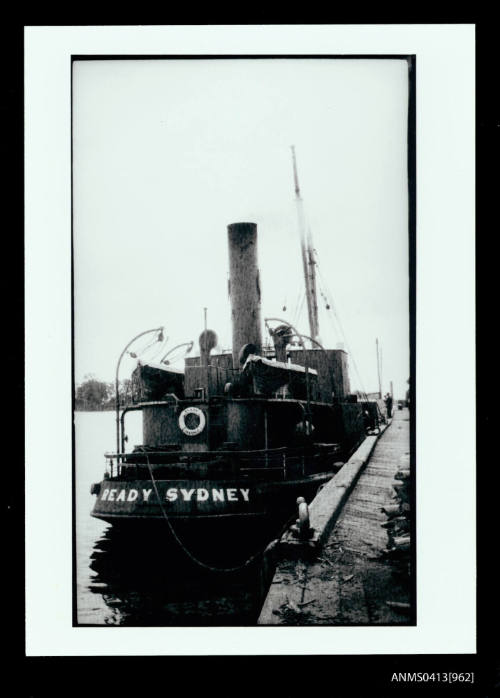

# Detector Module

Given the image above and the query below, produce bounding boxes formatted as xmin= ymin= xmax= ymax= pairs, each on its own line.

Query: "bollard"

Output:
xmin=296 ymin=496 xmax=311 ymax=539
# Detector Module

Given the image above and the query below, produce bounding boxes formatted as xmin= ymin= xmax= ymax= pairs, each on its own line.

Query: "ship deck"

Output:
xmin=258 ymin=407 xmax=412 ymax=624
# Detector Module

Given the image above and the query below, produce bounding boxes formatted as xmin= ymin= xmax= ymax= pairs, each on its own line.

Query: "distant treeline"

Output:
xmin=75 ymin=375 xmax=132 ymax=411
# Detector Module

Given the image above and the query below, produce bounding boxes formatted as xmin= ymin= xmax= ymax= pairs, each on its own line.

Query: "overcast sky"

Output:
xmin=73 ymin=58 xmax=409 ymax=398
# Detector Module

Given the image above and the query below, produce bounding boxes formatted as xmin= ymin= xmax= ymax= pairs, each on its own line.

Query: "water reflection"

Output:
xmin=85 ymin=521 xmax=273 ymax=626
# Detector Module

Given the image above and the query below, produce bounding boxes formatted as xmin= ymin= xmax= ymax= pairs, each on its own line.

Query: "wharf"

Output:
xmin=258 ymin=408 xmax=412 ymax=625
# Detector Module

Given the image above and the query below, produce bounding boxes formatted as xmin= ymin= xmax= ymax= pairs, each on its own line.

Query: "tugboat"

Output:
xmin=89 ymin=150 xmax=380 ymax=566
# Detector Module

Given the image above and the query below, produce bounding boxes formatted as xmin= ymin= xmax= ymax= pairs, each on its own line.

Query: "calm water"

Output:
xmin=75 ymin=411 xmax=270 ymax=626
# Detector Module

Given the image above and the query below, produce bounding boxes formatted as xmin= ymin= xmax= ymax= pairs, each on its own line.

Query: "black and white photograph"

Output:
xmin=72 ymin=55 xmax=413 ymax=627
xmin=25 ymin=24 xmax=475 ymax=659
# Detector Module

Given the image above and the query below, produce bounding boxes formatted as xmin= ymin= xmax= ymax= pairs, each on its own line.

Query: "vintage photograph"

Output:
xmin=72 ymin=56 xmax=414 ymax=627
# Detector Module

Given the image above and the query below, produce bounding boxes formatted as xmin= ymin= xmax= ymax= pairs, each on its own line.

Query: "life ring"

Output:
xmin=178 ymin=406 xmax=206 ymax=436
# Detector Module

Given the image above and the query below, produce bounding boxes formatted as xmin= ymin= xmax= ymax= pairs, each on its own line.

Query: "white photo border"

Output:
xmin=25 ymin=24 xmax=475 ymax=656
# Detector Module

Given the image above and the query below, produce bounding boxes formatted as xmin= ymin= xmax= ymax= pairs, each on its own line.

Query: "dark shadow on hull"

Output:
xmin=84 ymin=511 xmax=290 ymax=626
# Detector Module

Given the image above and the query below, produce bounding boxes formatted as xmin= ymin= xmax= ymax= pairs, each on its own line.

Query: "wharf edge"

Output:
xmin=258 ymin=409 xmax=411 ymax=625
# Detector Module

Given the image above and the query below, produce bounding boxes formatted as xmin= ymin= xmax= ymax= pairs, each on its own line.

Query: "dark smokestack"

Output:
xmin=227 ymin=222 xmax=262 ymax=369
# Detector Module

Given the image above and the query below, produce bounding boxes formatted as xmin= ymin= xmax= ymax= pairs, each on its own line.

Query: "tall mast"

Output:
xmin=376 ymin=337 xmax=382 ymax=398
xmin=291 ymin=146 xmax=319 ymax=342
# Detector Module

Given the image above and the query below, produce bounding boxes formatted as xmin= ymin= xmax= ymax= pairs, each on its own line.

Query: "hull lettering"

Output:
xmin=99 ymin=484 xmax=252 ymax=504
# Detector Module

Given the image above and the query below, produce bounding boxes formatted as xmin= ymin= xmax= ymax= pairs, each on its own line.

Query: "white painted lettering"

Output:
xmin=197 ymin=488 xmax=209 ymax=501
xmin=108 ymin=489 xmax=117 ymax=501
xmin=227 ymin=488 xmax=238 ymax=501
xmin=116 ymin=490 xmax=126 ymax=502
xmin=181 ymin=488 xmax=195 ymax=501
xmin=127 ymin=489 xmax=138 ymax=502
xmin=212 ymin=488 xmax=225 ymax=501
xmin=166 ymin=488 xmax=178 ymax=502
xmin=240 ymin=488 xmax=250 ymax=502
xmin=142 ymin=489 xmax=152 ymax=502
xmin=101 ymin=489 xmax=110 ymax=501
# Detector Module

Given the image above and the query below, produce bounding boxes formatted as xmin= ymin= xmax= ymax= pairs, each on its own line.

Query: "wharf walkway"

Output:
xmin=258 ymin=408 xmax=412 ymax=625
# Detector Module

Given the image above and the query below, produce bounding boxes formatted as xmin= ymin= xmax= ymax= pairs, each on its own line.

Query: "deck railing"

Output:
xmin=104 ymin=444 xmax=342 ymax=480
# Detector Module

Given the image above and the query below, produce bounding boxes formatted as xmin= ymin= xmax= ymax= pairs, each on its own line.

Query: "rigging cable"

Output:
xmin=290 ymin=286 xmax=303 ymax=326
xmin=316 ymin=260 xmax=371 ymax=402
xmin=130 ymin=335 xmax=169 ymax=362
xmin=146 ymin=336 xmax=170 ymax=363
xmin=322 ymin=297 xmax=369 ymax=402
xmin=293 ymin=291 xmax=307 ymax=331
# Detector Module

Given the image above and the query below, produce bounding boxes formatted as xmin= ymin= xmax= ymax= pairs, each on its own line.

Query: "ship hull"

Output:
xmin=92 ymin=472 xmax=332 ymax=521
xmin=91 ymin=472 xmax=334 ymax=565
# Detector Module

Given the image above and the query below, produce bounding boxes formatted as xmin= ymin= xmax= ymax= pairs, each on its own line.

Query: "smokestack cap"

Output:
xmin=228 ymin=222 xmax=257 ymax=245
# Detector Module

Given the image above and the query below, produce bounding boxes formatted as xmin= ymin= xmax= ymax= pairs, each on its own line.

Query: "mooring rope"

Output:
xmin=144 ymin=454 xmax=282 ymax=574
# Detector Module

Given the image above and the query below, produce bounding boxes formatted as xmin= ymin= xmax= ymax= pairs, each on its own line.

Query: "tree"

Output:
xmin=75 ymin=375 xmax=136 ymax=411
xmin=75 ymin=375 xmax=112 ymax=411
xmin=119 ymin=378 xmax=133 ymax=404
